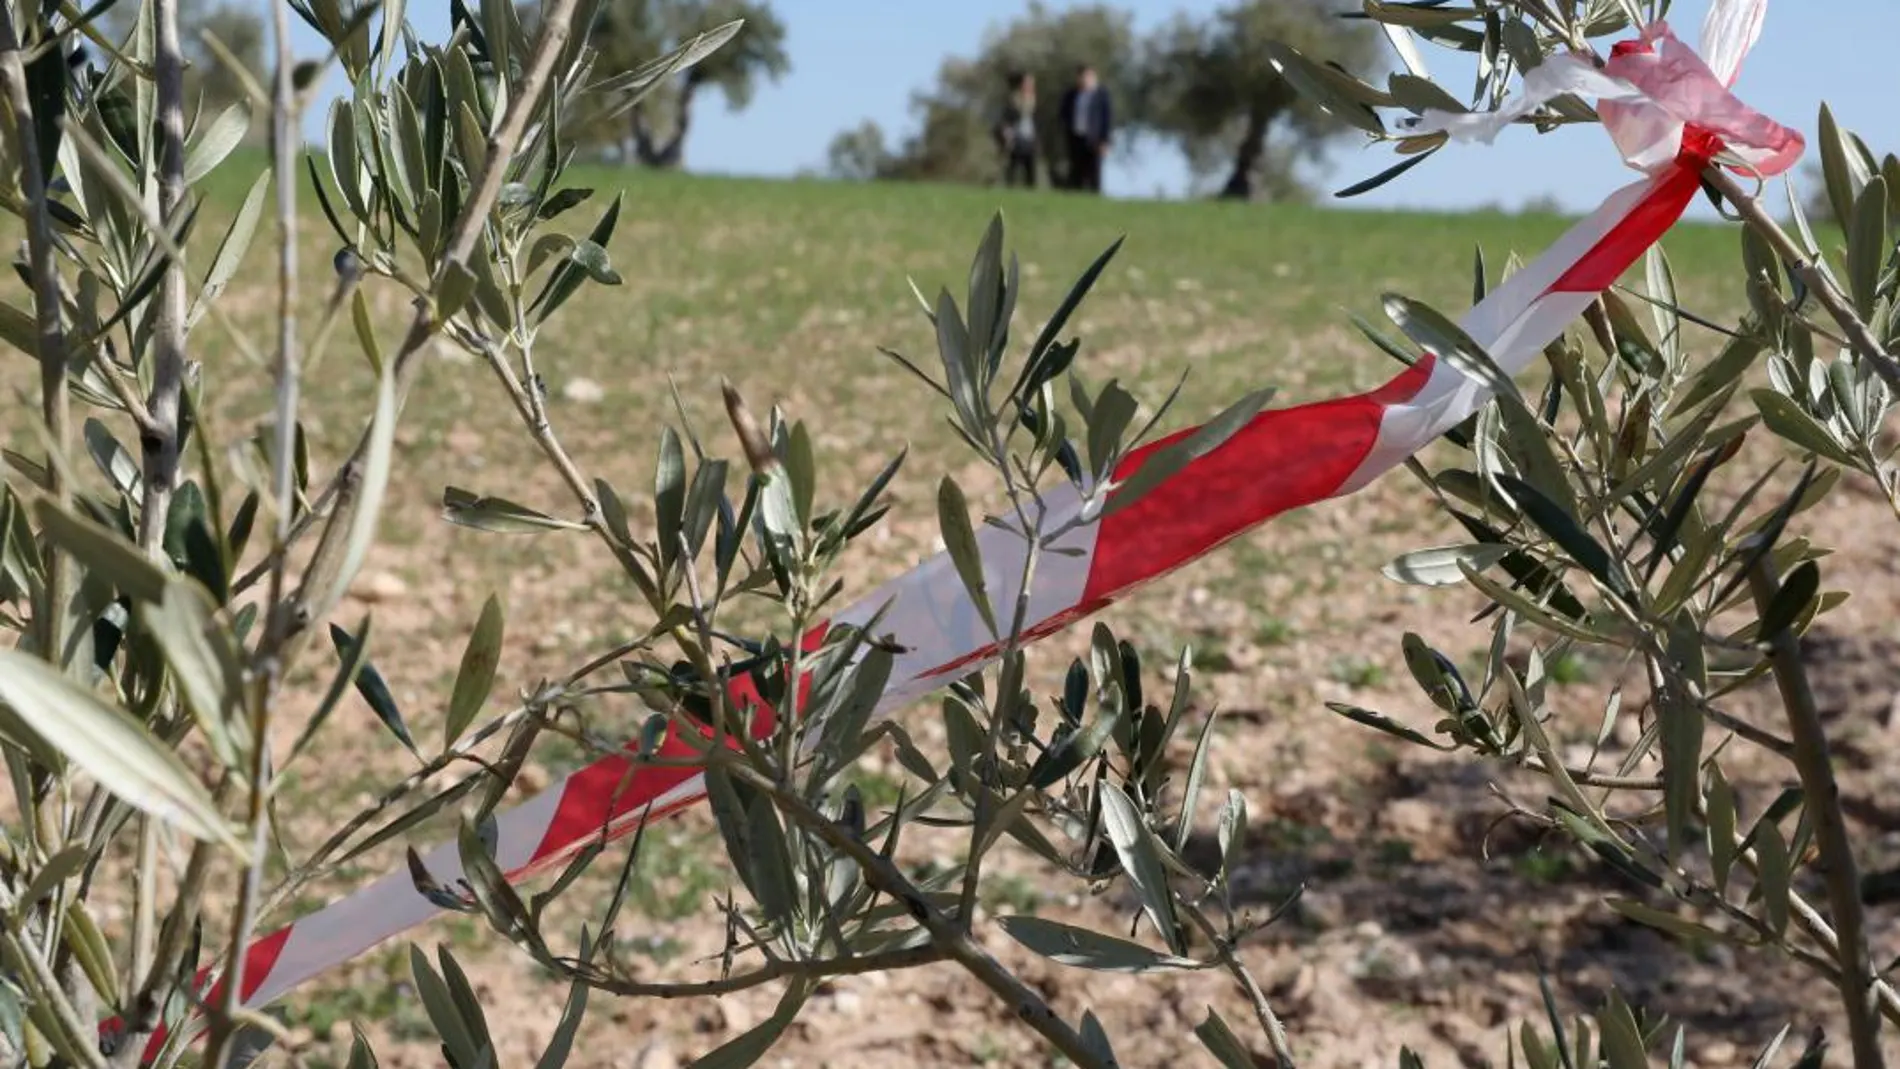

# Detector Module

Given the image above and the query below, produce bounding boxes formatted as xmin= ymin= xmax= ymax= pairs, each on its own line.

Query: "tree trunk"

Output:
xmin=633 ymin=74 xmax=700 ymax=169
xmin=1218 ymin=108 xmax=1271 ymax=201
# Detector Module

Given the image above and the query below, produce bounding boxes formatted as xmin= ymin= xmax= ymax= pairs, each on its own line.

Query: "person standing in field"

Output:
xmin=995 ymin=70 xmax=1039 ymax=188
xmin=1058 ymin=63 xmax=1112 ymax=193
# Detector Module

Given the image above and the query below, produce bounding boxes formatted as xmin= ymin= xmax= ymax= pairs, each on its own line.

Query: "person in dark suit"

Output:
xmin=1058 ymin=63 xmax=1112 ymax=193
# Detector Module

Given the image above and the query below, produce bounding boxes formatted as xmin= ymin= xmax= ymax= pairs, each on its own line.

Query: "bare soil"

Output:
xmin=292 ymin=438 xmax=1900 ymax=1069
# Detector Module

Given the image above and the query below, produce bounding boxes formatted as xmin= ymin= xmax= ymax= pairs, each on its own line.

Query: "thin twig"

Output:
xmin=1180 ymin=904 xmax=1298 ymax=1068
xmin=1784 ymin=886 xmax=1900 ymax=1027
xmin=265 ymin=712 xmax=536 ymax=913
xmin=93 ymin=355 xmax=159 ymax=434
xmin=958 ymin=479 xmax=1044 ymax=931
xmin=1701 ymin=699 xmax=1795 ymax=758
xmin=203 ymin=0 xmax=303 ymax=1057
xmin=1520 ymin=759 xmax=1665 ymax=790
xmin=228 ymin=475 xmax=344 ymax=596
xmin=258 ymin=0 xmax=301 ymax=625
xmin=480 ymin=340 xmax=599 ymax=515
xmin=121 ymin=7 xmax=192 ymax=1050
xmin=0 ymin=0 xmax=73 ymax=662
xmin=474 ymin=330 xmax=756 ymax=779
xmin=262 ymin=638 xmax=649 ymax=917
xmin=1747 ymin=559 xmax=1884 ymax=1069
xmin=572 ymin=943 xmax=947 ymax=999
xmin=1704 ymin=166 xmax=1900 ymax=389
xmin=1711 ymin=808 xmax=1900 ymax=1027
xmin=126 ymin=821 xmax=157 ymax=1017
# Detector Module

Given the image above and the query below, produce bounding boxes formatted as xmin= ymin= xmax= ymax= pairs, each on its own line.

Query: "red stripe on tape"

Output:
xmin=1081 ymin=359 xmax=1435 ymax=604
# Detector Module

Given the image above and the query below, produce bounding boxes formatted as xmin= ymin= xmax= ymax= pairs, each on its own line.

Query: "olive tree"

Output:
xmin=0 ymin=0 xmax=1894 ymax=1068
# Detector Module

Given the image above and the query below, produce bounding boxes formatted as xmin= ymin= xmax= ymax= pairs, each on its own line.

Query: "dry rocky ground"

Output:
xmin=277 ymin=422 xmax=1900 ymax=1069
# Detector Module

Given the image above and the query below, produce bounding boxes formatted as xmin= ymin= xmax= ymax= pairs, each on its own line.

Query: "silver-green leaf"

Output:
xmin=995 ymin=915 xmax=1203 ymax=973
xmin=442 ymin=487 xmax=588 ymax=534
xmin=1103 ymin=388 xmax=1274 ymax=519
xmin=319 ymin=363 xmax=396 ymax=621
xmin=1098 ymin=782 xmax=1183 ymax=954
xmin=936 ymin=475 xmax=997 ymax=638
xmin=1382 ymin=543 xmax=1511 ymax=586
xmin=183 ymin=101 xmax=250 ymax=184
xmin=1847 ymin=176 xmax=1888 ymax=319
xmin=0 ymin=649 xmax=239 ymax=849
xmin=1194 ymin=1007 xmax=1256 ymax=1069
xmin=683 ymin=979 xmax=806 ymax=1069
xmin=35 ymin=500 xmax=167 ymax=603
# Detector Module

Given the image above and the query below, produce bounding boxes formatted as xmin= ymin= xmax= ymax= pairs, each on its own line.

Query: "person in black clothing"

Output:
xmin=1058 ymin=63 xmax=1112 ymax=193
xmin=994 ymin=70 xmax=1038 ymax=188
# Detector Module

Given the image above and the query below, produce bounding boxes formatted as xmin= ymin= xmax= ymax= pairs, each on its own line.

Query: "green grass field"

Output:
xmin=267 ymin=160 xmax=1750 ymax=600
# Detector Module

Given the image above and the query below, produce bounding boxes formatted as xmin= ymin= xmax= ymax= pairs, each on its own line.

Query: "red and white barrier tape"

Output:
xmin=109 ymin=1 xmax=1801 ymax=1059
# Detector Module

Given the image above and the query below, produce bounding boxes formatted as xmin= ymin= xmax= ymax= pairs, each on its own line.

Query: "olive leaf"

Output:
xmin=442 ymin=487 xmax=588 ymax=533
xmin=138 ymin=579 xmax=248 ymax=769
xmin=329 ymin=622 xmax=419 ymax=757
xmin=996 ymin=915 xmax=1203 ymax=973
xmin=936 ymin=475 xmax=997 ymax=638
xmin=1098 ymin=782 xmax=1183 ymax=954
xmin=445 ymin=594 xmax=504 ymax=748
xmin=0 ymin=649 xmax=240 ymax=849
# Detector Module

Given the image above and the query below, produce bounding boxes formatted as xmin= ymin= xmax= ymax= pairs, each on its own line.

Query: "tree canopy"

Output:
xmin=824 ymin=119 xmax=889 ymax=182
xmin=828 ymin=0 xmax=1379 ymax=200
xmin=581 ymin=0 xmax=788 ymax=166
xmin=1141 ymin=0 xmax=1379 ymax=200
xmin=843 ymin=2 xmax=1139 ymax=186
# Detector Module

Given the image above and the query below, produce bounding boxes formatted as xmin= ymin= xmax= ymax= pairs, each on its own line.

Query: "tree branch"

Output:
xmin=119 ymin=13 xmax=194 ymax=1048
xmin=138 ymin=0 xmax=190 ymax=555
xmin=0 ymin=1 xmax=73 ymax=662
xmin=111 ymin=828 xmax=220 ymax=1068
xmin=1747 ymin=558 xmax=1884 ymax=1069
xmin=1712 ymin=807 xmax=1900 ymax=1028
xmin=203 ymin=0 xmax=302 ymax=1056
xmin=718 ymin=756 xmax=1116 ymax=1069
xmin=479 ymin=340 xmax=599 ymax=517
xmin=1704 ymin=166 xmax=1900 ymax=390
xmin=569 ymin=943 xmax=947 ymax=999
xmin=1180 ymin=904 xmax=1298 ymax=1068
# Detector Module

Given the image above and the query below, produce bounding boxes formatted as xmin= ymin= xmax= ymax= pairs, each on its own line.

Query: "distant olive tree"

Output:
xmin=1139 ymin=0 xmax=1381 ymax=200
xmin=95 ymin=0 xmax=266 ymax=111
xmin=575 ymin=0 xmax=787 ymax=166
xmin=823 ymin=118 xmax=890 ymax=181
xmin=826 ymin=0 xmax=1376 ymax=199
xmin=861 ymin=2 xmax=1142 ymax=187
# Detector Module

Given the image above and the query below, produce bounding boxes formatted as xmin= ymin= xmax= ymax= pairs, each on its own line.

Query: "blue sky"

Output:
xmin=294 ymin=0 xmax=1897 ymax=215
